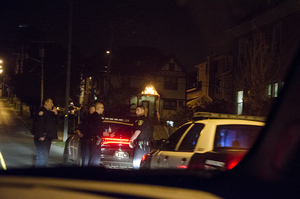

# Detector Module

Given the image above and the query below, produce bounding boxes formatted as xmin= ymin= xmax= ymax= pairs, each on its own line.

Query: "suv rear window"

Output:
xmin=214 ymin=125 xmax=262 ymax=150
xmin=102 ymin=123 xmax=133 ymax=139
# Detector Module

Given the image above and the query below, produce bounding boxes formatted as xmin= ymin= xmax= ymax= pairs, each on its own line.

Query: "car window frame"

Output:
xmin=177 ymin=123 xmax=205 ymax=152
xmin=162 ymin=123 xmax=192 ymax=151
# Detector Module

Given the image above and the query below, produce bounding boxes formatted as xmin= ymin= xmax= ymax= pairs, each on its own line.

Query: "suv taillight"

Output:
xmin=101 ymin=137 xmax=130 ymax=146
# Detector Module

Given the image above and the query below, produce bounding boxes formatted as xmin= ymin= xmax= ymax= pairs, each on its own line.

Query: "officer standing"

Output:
xmin=87 ymin=102 xmax=109 ymax=166
xmin=31 ymin=98 xmax=58 ymax=167
xmin=76 ymin=105 xmax=95 ymax=166
xmin=129 ymin=105 xmax=153 ymax=169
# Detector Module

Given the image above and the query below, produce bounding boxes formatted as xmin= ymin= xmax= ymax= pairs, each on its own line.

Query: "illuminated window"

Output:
xmin=166 ymin=121 xmax=174 ymax=127
xmin=273 ymin=83 xmax=278 ymax=97
xmin=237 ymin=91 xmax=243 ymax=115
xmin=267 ymin=84 xmax=272 ymax=97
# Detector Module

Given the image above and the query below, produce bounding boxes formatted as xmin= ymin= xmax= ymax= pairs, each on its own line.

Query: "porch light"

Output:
xmin=141 ymin=85 xmax=159 ymax=96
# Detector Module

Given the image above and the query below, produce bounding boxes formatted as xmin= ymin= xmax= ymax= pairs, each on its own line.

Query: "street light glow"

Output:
xmin=0 ymin=60 xmax=2 ymax=63
xmin=0 ymin=69 xmax=3 ymax=74
xmin=106 ymin=50 xmax=110 ymax=54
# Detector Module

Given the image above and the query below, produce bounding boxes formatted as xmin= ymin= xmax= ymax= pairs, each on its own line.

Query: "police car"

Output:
xmin=140 ymin=112 xmax=265 ymax=171
xmin=63 ymin=118 xmax=134 ymax=169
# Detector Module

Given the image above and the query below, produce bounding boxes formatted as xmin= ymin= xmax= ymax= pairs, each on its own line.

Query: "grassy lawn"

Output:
xmin=52 ymin=141 xmax=66 ymax=148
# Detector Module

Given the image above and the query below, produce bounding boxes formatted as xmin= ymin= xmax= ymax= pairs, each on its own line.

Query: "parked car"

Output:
xmin=140 ymin=112 xmax=265 ymax=171
xmin=63 ymin=118 xmax=134 ymax=168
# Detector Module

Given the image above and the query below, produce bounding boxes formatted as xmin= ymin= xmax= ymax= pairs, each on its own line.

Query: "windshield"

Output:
xmin=0 ymin=0 xmax=298 ymax=183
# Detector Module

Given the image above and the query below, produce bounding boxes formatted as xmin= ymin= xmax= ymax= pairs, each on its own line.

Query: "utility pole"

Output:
xmin=105 ymin=21 xmax=115 ymax=95
xmin=63 ymin=0 xmax=73 ymax=142
xmin=40 ymin=44 xmax=44 ymax=107
xmin=31 ymin=41 xmax=51 ymax=106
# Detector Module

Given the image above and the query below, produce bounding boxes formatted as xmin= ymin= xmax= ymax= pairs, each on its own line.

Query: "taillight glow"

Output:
xmin=177 ymin=165 xmax=188 ymax=169
xmin=227 ymin=160 xmax=239 ymax=170
xmin=141 ymin=155 xmax=146 ymax=161
xmin=101 ymin=137 xmax=130 ymax=145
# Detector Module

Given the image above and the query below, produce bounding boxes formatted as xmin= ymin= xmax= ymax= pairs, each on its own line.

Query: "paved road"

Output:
xmin=0 ymin=98 xmax=64 ymax=169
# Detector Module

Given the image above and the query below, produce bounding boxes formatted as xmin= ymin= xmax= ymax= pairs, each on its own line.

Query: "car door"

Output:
xmin=68 ymin=135 xmax=81 ymax=161
xmin=161 ymin=123 xmax=205 ymax=169
xmin=151 ymin=123 xmax=191 ymax=169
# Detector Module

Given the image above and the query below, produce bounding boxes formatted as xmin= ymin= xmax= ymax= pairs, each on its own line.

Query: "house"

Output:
xmin=227 ymin=0 xmax=300 ymax=115
xmin=187 ymin=55 xmax=233 ymax=108
xmin=81 ymin=46 xmax=187 ymax=125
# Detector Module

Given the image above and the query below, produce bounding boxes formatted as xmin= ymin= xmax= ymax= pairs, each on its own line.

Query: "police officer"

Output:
xmin=129 ymin=105 xmax=153 ymax=169
xmin=76 ymin=105 xmax=95 ymax=166
xmin=87 ymin=102 xmax=111 ymax=166
xmin=31 ymin=98 xmax=58 ymax=167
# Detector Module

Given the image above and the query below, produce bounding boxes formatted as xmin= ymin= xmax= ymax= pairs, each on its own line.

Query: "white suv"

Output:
xmin=141 ymin=112 xmax=265 ymax=171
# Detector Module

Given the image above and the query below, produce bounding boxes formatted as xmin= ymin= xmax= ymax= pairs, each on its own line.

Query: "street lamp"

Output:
xmin=0 ymin=60 xmax=4 ymax=98
xmin=0 ymin=60 xmax=3 ymax=74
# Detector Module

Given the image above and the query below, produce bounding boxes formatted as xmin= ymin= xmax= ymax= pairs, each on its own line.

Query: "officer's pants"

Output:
xmin=34 ymin=137 xmax=52 ymax=167
xmin=81 ymin=138 xmax=101 ymax=167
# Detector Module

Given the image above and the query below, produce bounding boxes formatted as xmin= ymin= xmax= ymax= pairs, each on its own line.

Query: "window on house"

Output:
xmin=216 ymin=80 xmax=222 ymax=94
xmin=273 ymin=23 xmax=282 ymax=54
xmin=216 ymin=58 xmax=225 ymax=73
xmin=273 ymin=83 xmax=279 ymax=97
xmin=164 ymin=77 xmax=178 ymax=90
xmin=237 ymin=91 xmax=243 ymax=115
xmin=197 ymin=81 xmax=202 ymax=90
xmin=267 ymin=84 xmax=272 ymax=97
xmin=164 ymin=100 xmax=177 ymax=110
xmin=169 ymin=63 xmax=175 ymax=71
xmin=238 ymin=38 xmax=246 ymax=67
xmin=178 ymin=100 xmax=184 ymax=108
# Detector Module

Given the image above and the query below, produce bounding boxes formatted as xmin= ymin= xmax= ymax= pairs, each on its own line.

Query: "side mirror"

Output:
xmin=158 ymin=139 xmax=167 ymax=149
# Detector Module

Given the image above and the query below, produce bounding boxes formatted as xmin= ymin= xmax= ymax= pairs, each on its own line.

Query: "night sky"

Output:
xmin=0 ymin=0 xmax=260 ymax=71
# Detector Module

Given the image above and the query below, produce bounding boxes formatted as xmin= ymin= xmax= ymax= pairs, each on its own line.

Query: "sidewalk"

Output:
xmin=5 ymin=98 xmax=66 ymax=147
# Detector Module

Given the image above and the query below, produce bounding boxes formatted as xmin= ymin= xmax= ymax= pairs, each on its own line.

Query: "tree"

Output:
xmin=164 ymin=98 xmax=234 ymax=127
xmin=236 ymin=29 xmax=281 ymax=116
xmin=194 ymin=98 xmax=234 ymax=114
xmin=97 ymin=86 xmax=137 ymax=118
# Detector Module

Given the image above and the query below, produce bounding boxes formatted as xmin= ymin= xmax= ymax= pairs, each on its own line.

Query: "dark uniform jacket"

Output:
xmin=31 ymin=107 xmax=58 ymax=140
xmin=88 ymin=112 xmax=104 ymax=138
xmin=134 ymin=115 xmax=153 ymax=141
xmin=77 ymin=114 xmax=92 ymax=139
